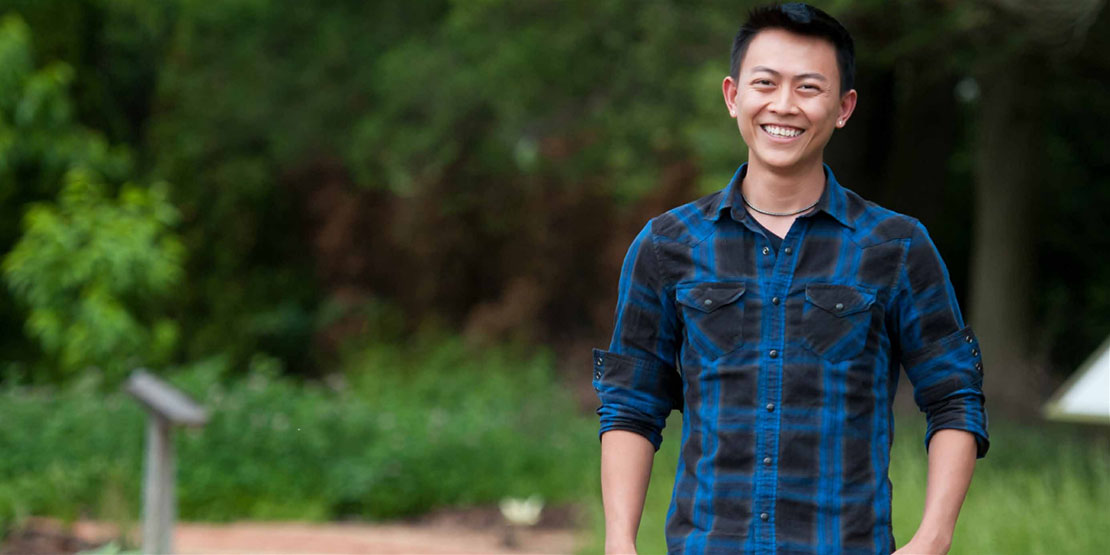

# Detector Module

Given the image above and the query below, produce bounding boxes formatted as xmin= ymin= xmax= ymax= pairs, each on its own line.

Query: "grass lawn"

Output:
xmin=581 ymin=413 xmax=1110 ymax=554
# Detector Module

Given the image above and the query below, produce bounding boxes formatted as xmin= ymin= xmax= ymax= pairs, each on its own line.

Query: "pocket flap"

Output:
xmin=676 ymin=282 xmax=746 ymax=313
xmin=805 ymin=283 xmax=874 ymax=316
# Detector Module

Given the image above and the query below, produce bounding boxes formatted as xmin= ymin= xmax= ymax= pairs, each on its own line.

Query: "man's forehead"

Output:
xmin=740 ymin=28 xmax=839 ymax=78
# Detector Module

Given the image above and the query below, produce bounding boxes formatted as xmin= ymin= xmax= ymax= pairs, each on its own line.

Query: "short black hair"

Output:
xmin=729 ymin=3 xmax=855 ymax=94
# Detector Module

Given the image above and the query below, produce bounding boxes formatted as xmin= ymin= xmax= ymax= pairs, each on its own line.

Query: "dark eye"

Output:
xmin=754 ymin=79 xmax=773 ymax=86
xmin=800 ymin=84 xmax=820 ymax=91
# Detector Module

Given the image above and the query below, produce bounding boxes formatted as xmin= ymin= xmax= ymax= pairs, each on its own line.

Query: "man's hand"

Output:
xmin=893 ymin=429 xmax=977 ymax=554
xmin=600 ymin=430 xmax=655 ymax=555
xmin=604 ymin=539 xmax=639 ymax=555
xmin=891 ymin=533 xmax=950 ymax=554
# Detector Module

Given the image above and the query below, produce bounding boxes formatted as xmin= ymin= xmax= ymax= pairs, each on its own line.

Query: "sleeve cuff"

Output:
xmin=925 ymin=424 xmax=990 ymax=459
xmin=593 ymin=349 xmax=680 ymax=452
xmin=599 ymin=423 xmax=664 ymax=451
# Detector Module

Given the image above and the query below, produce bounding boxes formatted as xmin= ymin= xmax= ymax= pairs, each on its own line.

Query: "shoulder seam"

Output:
xmin=892 ymin=216 xmax=928 ymax=290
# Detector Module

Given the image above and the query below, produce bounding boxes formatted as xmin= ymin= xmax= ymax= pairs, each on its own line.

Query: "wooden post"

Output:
xmin=125 ymin=370 xmax=207 ymax=555
xmin=142 ymin=415 xmax=175 ymax=554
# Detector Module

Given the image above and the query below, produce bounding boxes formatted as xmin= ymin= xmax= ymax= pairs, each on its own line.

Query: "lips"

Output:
xmin=760 ymin=124 xmax=804 ymax=139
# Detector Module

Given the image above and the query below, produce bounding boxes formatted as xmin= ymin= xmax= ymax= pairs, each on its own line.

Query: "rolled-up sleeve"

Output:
xmin=594 ymin=222 xmax=682 ymax=451
xmin=893 ymin=221 xmax=989 ymax=458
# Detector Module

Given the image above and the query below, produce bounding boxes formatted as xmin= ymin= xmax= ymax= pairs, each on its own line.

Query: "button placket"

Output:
xmin=756 ymin=222 xmax=801 ymax=545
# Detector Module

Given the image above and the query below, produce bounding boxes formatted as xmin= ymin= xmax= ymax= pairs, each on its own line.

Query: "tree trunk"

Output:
xmin=968 ymin=53 xmax=1046 ymax=414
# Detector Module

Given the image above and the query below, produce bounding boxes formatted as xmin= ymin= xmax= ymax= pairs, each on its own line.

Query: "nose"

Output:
xmin=769 ymin=86 xmax=798 ymax=115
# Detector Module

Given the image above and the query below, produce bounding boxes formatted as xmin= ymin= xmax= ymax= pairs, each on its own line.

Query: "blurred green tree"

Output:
xmin=0 ymin=14 xmax=183 ymax=384
xmin=3 ymin=170 xmax=183 ymax=383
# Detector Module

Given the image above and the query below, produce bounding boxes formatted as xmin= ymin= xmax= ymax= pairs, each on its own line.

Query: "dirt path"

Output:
xmin=7 ymin=515 xmax=581 ymax=554
xmin=147 ymin=521 xmax=576 ymax=554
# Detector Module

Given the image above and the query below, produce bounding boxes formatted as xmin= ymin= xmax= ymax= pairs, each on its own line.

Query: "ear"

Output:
xmin=836 ymin=89 xmax=858 ymax=127
xmin=722 ymin=76 xmax=739 ymax=117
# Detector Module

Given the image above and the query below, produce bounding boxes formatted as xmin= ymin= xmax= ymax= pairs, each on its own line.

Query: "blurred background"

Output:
xmin=0 ymin=0 xmax=1107 ymax=553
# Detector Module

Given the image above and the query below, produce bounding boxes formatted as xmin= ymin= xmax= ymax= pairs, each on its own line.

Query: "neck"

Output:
xmin=740 ymin=159 xmax=826 ymax=215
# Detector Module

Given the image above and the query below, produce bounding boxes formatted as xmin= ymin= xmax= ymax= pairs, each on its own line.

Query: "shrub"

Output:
xmin=0 ymin=336 xmax=597 ymax=535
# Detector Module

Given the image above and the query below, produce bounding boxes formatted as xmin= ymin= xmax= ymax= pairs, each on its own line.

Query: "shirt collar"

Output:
xmin=706 ymin=163 xmax=856 ymax=230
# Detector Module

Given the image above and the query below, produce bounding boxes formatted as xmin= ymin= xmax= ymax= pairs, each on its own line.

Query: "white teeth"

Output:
xmin=762 ymin=125 xmax=803 ymax=138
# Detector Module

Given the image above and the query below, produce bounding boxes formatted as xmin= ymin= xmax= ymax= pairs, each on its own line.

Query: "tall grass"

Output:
xmin=583 ymin=414 xmax=1110 ymax=554
xmin=893 ymin=419 xmax=1110 ymax=554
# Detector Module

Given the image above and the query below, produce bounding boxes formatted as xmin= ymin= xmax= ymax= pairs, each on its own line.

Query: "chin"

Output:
xmin=751 ymin=152 xmax=804 ymax=171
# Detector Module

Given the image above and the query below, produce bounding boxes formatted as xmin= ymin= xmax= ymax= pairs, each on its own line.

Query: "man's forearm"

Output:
xmin=898 ymin=429 xmax=978 ymax=554
xmin=601 ymin=430 xmax=655 ymax=554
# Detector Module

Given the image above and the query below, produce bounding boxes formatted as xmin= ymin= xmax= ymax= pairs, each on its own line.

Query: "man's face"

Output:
xmin=723 ymin=28 xmax=856 ymax=174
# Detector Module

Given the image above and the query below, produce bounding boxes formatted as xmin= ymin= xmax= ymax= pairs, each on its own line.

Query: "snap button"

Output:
xmin=965 ymin=335 xmax=973 ymax=343
xmin=971 ymin=348 xmax=979 ymax=357
xmin=760 ymin=512 xmax=769 ymax=521
xmin=762 ymin=246 xmax=770 ymax=256
xmin=834 ymin=302 xmax=844 ymax=311
xmin=762 ymin=457 xmax=772 ymax=465
xmin=771 ymin=296 xmax=780 ymax=305
xmin=704 ymin=298 xmax=713 ymax=306
xmin=783 ymin=246 xmax=793 ymax=255
xmin=765 ymin=403 xmax=775 ymax=412
xmin=769 ymin=349 xmax=778 ymax=358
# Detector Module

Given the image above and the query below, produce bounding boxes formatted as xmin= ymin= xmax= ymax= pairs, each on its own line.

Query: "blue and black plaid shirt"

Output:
xmin=593 ymin=164 xmax=989 ymax=554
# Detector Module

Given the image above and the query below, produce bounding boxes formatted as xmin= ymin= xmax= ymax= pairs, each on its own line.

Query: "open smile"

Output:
xmin=760 ymin=124 xmax=805 ymax=140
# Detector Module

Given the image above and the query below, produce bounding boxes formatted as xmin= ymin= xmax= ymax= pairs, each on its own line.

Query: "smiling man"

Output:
xmin=593 ymin=4 xmax=989 ymax=554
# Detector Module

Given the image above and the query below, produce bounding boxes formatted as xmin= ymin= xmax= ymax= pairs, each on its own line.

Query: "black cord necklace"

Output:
xmin=741 ymin=194 xmax=819 ymax=217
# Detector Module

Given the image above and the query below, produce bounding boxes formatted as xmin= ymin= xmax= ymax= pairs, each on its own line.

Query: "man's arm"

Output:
xmin=895 ymin=429 xmax=977 ymax=554
xmin=594 ymin=223 xmax=682 ymax=552
xmin=601 ymin=430 xmax=655 ymax=554
xmin=890 ymin=222 xmax=989 ymax=553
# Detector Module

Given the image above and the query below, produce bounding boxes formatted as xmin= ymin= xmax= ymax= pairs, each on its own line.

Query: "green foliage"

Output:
xmin=2 ymin=168 xmax=184 ymax=383
xmin=0 ymin=338 xmax=596 ymax=530
xmin=583 ymin=415 xmax=1110 ymax=554
xmin=331 ymin=336 xmax=594 ymax=517
xmin=0 ymin=14 xmax=131 ymax=200
xmin=350 ymin=0 xmax=746 ymax=200
xmin=0 ymin=12 xmax=142 ymax=381
xmin=136 ymin=1 xmax=770 ymax=372
xmin=0 ymin=372 xmax=144 ymax=535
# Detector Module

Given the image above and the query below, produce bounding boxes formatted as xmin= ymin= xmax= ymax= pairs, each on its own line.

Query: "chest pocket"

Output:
xmin=801 ymin=283 xmax=877 ymax=363
xmin=675 ymin=282 xmax=746 ymax=360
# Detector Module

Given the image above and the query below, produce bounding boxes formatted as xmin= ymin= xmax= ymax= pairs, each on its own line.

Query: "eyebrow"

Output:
xmin=750 ymin=66 xmax=829 ymax=82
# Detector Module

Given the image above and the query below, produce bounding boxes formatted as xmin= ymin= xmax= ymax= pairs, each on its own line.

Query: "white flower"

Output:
xmin=499 ymin=495 xmax=544 ymax=526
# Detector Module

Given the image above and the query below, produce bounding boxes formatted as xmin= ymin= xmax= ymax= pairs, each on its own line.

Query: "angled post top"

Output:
xmin=125 ymin=369 xmax=208 ymax=427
